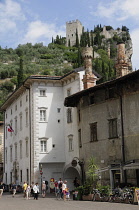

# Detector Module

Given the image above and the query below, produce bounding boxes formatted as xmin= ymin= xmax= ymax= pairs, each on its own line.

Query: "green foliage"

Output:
xmin=1 ymin=81 xmax=14 ymax=92
xmin=106 ymin=26 xmax=113 ymax=31
xmin=93 ymin=49 xmax=116 ymax=83
xmin=86 ymin=157 xmax=98 ymax=188
xmin=97 ymin=184 xmax=110 ymax=196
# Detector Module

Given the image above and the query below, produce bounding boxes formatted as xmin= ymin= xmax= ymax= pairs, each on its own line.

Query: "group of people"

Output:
xmin=23 ymin=181 xmax=40 ymax=200
xmin=0 ymin=177 xmax=80 ymax=201
xmin=54 ymin=178 xmax=70 ymax=201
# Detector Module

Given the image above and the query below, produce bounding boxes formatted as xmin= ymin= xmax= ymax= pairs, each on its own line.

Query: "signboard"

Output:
xmin=71 ymin=159 xmax=77 ymax=167
xmin=134 ymin=188 xmax=139 ymax=204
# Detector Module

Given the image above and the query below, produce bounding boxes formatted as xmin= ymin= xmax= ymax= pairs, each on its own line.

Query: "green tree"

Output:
xmin=17 ymin=57 xmax=24 ymax=87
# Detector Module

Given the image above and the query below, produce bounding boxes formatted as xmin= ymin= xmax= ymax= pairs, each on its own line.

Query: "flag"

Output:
xmin=8 ymin=125 xmax=14 ymax=132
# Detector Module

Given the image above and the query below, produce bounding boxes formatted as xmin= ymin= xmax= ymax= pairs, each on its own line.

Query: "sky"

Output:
xmin=0 ymin=0 xmax=139 ymax=70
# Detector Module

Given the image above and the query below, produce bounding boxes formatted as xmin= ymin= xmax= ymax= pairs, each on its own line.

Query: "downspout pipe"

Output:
xmin=119 ymin=94 xmax=127 ymax=184
xmin=3 ymin=112 xmax=5 ymax=182
xmin=23 ymin=85 xmax=32 ymax=185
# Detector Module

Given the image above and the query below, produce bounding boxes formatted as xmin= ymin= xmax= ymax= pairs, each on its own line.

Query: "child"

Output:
xmin=66 ymin=188 xmax=70 ymax=201
xmin=26 ymin=184 xmax=31 ymax=200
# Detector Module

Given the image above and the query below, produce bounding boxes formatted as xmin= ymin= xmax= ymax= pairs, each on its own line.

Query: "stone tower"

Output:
xmin=115 ymin=42 xmax=129 ymax=77
xmin=66 ymin=19 xmax=83 ymax=47
xmin=82 ymin=46 xmax=97 ymax=89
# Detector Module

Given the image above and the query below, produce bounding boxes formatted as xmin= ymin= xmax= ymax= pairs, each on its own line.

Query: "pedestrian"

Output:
xmin=42 ymin=181 xmax=46 ymax=198
xmin=58 ymin=178 xmax=63 ymax=200
xmin=11 ymin=182 xmax=17 ymax=197
xmin=54 ymin=180 xmax=59 ymax=199
xmin=23 ymin=181 xmax=27 ymax=198
xmin=33 ymin=183 xmax=39 ymax=200
xmin=73 ymin=177 xmax=80 ymax=188
xmin=26 ymin=184 xmax=31 ymax=200
xmin=62 ymin=180 xmax=67 ymax=201
xmin=0 ymin=182 xmax=4 ymax=198
xmin=31 ymin=182 xmax=35 ymax=197
xmin=66 ymin=188 xmax=70 ymax=201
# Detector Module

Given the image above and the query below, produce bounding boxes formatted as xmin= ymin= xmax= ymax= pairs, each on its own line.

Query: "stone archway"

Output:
xmin=63 ymin=165 xmax=81 ymax=191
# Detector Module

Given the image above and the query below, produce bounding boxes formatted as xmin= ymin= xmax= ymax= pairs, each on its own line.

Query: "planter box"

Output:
xmin=82 ymin=194 xmax=94 ymax=201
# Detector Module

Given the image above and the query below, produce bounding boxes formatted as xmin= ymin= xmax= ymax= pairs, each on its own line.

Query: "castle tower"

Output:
xmin=66 ymin=19 xmax=83 ymax=47
xmin=115 ymin=42 xmax=129 ymax=77
xmin=82 ymin=46 xmax=97 ymax=89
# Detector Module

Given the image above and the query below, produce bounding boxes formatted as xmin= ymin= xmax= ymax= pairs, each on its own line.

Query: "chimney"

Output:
xmin=115 ymin=42 xmax=129 ymax=77
xmin=82 ymin=46 xmax=97 ymax=89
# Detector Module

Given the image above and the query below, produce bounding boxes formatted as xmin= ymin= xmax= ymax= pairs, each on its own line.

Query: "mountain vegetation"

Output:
xmin=0 ymin=25 xmax=131 ymax=120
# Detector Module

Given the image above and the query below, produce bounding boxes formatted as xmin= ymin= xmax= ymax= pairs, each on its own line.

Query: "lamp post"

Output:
xmin=40 ymin=164 xmax=43 ymax=193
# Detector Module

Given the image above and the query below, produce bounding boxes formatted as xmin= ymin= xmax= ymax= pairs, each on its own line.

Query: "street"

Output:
xmin=0 ymin=193 xmax=139 ymax=210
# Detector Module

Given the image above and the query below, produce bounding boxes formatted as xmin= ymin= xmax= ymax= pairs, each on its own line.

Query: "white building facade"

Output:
xmin=1 ymin=68 xmax=92 ymax=190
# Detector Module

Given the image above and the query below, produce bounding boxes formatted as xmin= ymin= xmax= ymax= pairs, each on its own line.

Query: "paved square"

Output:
xmin=1 ymin=193 xmax=139 ymax=210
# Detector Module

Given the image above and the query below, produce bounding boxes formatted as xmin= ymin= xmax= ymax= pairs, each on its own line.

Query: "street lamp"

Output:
xmin=40 ymin=164 xmax=43 ymax=193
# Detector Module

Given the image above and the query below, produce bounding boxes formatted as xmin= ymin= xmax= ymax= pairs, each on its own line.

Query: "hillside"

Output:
xmin=0 ymin=24 xmax=133 ymax=120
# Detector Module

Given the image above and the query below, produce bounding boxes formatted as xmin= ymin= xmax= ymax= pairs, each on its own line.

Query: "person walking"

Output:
xmin=33 ymin=183 xmax=39 ymax=200
xmin=58 ymin=178 xmax=63 ymax=200
xmin=0 ymin=182 xmax=4 ymax=198
xmin=23 ymin=181 xmax=27 ymax=198
xmin=62 ymin=180 xmax=67 ymax=201
xmin=11 ymin=182 xmax=17 ymax=197
xmin=42 ymin=181 xmax=46 ymax=198
xmin=31 ymin=182 xmax=35 ymax=197
xmin=26 ymin=184 xmax=31 ymax=200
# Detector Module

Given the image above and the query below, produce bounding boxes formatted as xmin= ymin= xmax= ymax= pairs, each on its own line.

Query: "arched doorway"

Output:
xmin=63 ymin=165 xmax=81 ymax=191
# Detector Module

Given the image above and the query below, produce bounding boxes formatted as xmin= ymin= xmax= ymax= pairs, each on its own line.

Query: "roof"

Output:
xmin=64 ymin=69 xmax=139 ymax=107
xmin=0 ymin=66 xmax=100 ymax=111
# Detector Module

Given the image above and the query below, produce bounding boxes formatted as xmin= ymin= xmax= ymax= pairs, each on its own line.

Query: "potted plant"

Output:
xmin=82 ymin=157 xmax=99 ymax=201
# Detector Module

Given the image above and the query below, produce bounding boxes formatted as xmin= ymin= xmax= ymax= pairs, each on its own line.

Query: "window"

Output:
xmin=6 ymin=113 xmax=7 ymax=119
xmin=20 ymin=114 xmax=22 ymax=130
xmin=109 ymin=118 xmax=118 ymax=139
xmin=26 ymin=95 xmax=28 ymax=102
xmin=10 ymin=172 xmax=12 ymax=183
xmin=78 ymin=129 xmax=82 ymax=148
xmin=109 ymin=88 xmax=116 ymax=99
xmin=20 ymin=100 xmax=22 ymax=107
xmin=6 ymin=126 xmax=7 ymax=139
xmin=10 ymin=121 xmax=13 ymax=136
xmin=5 ymin=148 xmax=7 ymax=163
xmin=15 ymin=117 xmax=17 ymax=135
xmin=90 ymin=122 xmax=98 ymax=142
xmin=27 ymin=169 xmax=29 ymax=183
xmin=20 ymin=141 xmax=22 ymax=159
xmin=15 ymin=105 xmax=17 ymax=111
xmin=40 ymin=140 xmax=47 ymax=153
xmin=11 ymin=109 xmax=12 ymax=115
xmin=40 ymin=110 xmax=46 ymax=121
xmin=10 ymin=146 xmax=13 ymax=162
xmin=25 ymin=108 xmax=28 ymax=126
xmin=26 ymin=139 xmax=28 ymax=157
xmin=67 ymin=108 xmax=72 ymax=123
xmin=68 ymin=135 xmax=73 ymax=151
xmin=20 ymin=170 xmax=22 ymax=183
xmin=89 ymin=94 xmax=95 ymax=105
xmin=15 ymin=143 xmax=17 ymax=160
xmin=67 ymin=88 xmax=71 ymax=96
xmin=78 ymin=109 xmax=81 ymax=122
xmin=57 ymin=108 xmax=61 ymax=113
xmin=5 ymin=173 xmax=7 ymax=183
xmin=40 ymin=90 xmax=46 ymax=96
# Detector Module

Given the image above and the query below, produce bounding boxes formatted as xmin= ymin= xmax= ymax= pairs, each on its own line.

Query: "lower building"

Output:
xmin=65 ymin=69 xmax=139 ymax=188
